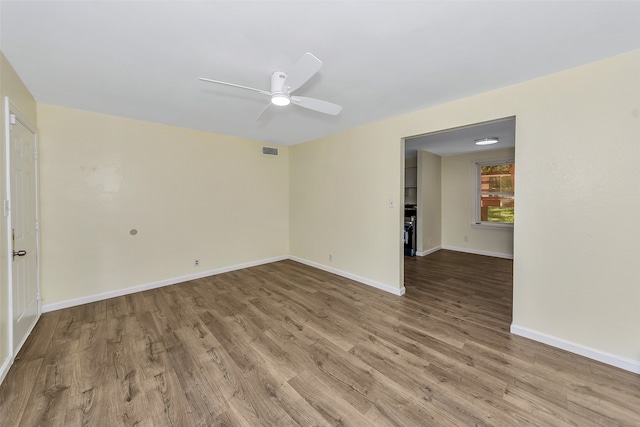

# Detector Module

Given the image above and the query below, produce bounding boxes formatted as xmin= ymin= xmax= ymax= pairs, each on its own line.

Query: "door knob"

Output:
xmin=13 ymin=250 xmax=26 ymax=258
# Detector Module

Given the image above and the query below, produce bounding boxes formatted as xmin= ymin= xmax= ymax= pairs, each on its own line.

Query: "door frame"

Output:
xmin=4 ymin=96 xmax=41 ymax=361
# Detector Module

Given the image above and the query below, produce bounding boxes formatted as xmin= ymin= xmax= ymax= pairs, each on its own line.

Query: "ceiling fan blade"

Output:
xmin=284 ymin=52 xmax=322 ymax=93
xmin=199 ymin=78 xmax=271 ymax=96
xmin=291 ymin=96 xmax=342 ymax=115
xmin=256 ymin=103 xmax=271 ymax=121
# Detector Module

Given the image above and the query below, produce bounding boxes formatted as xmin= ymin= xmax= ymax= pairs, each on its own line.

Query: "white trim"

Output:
xmin=510 ymin=324 xmax=640 ymax=375
xmin=0 ymin=353 xmax=11 ymax=386
xmin=3 ymin=97 xmax=12 ymax=366
xmin=416 ymin=246 xmax=442 ymax=257
xmin=471 ymin=222 xmax=514 ymax=230
xmin=289 ymin=256 xmax=405 ymax=296
xmin=34 ymin=125 xmax=42 ymax=319
xmin=441 ymin=245 xmax=513 ymax=260
xmin=43 ymin=254 xmax=406 ymax=313
xmin=43 ymin=255 xmax=288 ymax=313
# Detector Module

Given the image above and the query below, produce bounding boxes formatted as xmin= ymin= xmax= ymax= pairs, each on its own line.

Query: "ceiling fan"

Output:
xmin=199 ymin=52 xmax=342 ymax=119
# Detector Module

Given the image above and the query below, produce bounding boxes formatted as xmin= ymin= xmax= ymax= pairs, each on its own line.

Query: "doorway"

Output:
xmin=403 ymin=117 xmax=516 ymax=258
xmin=402 ymin=116 xmax=516 ymax=326
xmin=5 ymin=98 xmax=40 ymax=355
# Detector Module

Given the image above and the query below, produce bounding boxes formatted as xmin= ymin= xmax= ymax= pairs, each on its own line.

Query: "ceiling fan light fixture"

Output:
xmin=475 ymin=137 xmax=499 ymax=146
xmin=271 ymin=94 xmax=290 ymax=106
xmin=200 ymin=53 xmax=341 ymax=117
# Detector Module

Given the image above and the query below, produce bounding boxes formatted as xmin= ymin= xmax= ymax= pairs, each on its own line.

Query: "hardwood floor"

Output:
xmin=1 ymin=250 xmax=639 ymax=426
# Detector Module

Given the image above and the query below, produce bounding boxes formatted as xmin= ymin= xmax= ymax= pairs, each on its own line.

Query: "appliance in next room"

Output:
xmin=404 ymin=204 xmax=416 ymax=256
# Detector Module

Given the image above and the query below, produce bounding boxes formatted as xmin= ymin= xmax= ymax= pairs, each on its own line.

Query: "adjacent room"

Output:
xmin=403 ymin=117 xmax=516 ymax=261
xmin=1 ymin=1 xmax=639 ymax=425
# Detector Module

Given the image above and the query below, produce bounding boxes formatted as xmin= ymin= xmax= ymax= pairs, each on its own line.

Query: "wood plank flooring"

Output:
xmin=1 ymin=250 xmax=639 ymax=426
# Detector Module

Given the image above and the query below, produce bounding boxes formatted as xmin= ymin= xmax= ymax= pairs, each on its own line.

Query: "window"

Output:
xmin=475 ymin=160 xmax=514 ymax=226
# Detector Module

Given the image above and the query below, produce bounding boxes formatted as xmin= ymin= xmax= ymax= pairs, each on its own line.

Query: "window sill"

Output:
xmin=472 ymin=222 xmax=514 ymax=230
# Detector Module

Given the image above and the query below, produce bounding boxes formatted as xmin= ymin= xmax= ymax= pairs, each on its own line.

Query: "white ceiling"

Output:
xmin=1 ymin=1 xmax=639 ymax=146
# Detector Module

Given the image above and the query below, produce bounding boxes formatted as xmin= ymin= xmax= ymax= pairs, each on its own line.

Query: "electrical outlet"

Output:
xmin=194 ymin=259 xmax=200 ymax=267
xmin=329 ymin=253 xmax=333 ymax=262
xmin=464 ymin=236 xmax=468 ymax=242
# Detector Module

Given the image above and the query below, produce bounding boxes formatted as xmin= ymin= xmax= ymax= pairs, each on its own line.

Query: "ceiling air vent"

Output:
xmin=262 ymin=147 xmax=278 ymax=156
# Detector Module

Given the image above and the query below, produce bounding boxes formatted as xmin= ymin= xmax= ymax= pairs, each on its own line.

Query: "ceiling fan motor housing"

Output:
xmin=271 ymin=71 xmax=288 ymax=94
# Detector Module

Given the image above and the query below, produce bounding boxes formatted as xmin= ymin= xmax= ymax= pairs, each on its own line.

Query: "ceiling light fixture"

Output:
xmin=271 ymin=94 xmax=290 ymax=106
xmin=475 ymin=137 xmax=499 ymax=146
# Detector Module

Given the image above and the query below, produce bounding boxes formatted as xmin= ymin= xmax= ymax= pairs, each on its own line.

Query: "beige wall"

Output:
xmin=290 ymin=50 xmax=640 ymax=364
xmin=289 ymin=124 xmax=404 ymax=290
xmin=510 ymin=52 xmax=639 ymax=363
xmin=441 ymin=148 xmax=514 ymax=257
xmin=37 ymin=104 xmax=289 ymax=306
xmin=416 ymin=150 xmax=441 ymax=253
xmin=0 ymin=52 xmax=38 ymax=375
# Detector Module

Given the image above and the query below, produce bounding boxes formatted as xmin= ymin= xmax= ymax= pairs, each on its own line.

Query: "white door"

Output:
xmin=8 ymin=106 xmax=39 ymax=353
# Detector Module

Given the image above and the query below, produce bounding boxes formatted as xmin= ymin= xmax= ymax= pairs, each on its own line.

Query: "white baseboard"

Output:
xmin=442 ymin=245 xmax=513 ymax=260
xmin=510 ymin=324 xmax=640 ymax=374
xmin=42 ymin=255 xmax=289 ymax=313
xmin=42 ymin=253 xmax=405 ymax=313
xmin=0 ymin=354 xmax=11 ymax=386
xmin=416 ymin=246 xmax=442 ymax=257
xmin=289 ymin=256 xmax=405 ymax=296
